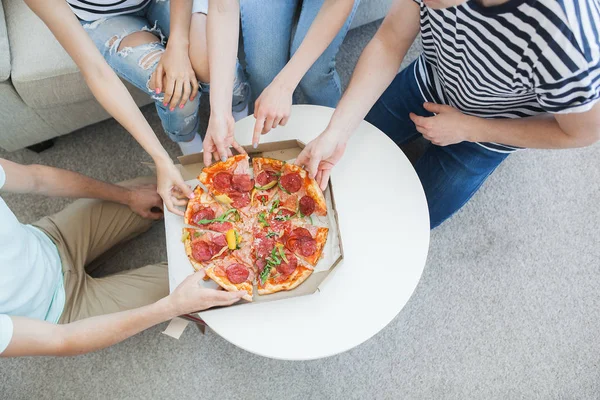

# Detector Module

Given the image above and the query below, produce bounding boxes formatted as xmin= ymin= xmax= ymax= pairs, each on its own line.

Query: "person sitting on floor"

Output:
xmin=0 ymin=158 xmax=245 ymax=358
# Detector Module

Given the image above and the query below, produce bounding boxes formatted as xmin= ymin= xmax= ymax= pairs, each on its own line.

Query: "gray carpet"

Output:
xmin=2 ymin=21 xmax=600 ymax=400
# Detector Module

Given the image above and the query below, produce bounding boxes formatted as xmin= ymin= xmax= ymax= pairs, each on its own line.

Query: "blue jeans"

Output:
xmin=240 ymin=0 xmax=360 ymax=106
xmin=81 ymin=0 xmax=248 ymax=143
xmin=365 ymin=62 xmax=510 ymax=229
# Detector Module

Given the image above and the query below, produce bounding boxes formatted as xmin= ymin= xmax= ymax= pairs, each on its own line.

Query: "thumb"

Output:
xmin=423 ymin=102 xmax=443 ymax=114
xmin=295 ymin=146 xmax=311 ymax=168
xmin=176 ymin=181 xmax=194 ymax=199
xmin=194 ymin=269 xmax=206 ymax=281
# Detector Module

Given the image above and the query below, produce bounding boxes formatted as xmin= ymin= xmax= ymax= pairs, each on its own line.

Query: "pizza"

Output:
xmin=182 ymin=155 xmax=330 ymax=300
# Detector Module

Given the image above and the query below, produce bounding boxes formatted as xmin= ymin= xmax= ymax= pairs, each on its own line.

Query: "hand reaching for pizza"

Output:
xmin=409 ymin=102 xmax=475 ymax=146
xmin=296 ymin=130 xmax=348 ymax=191
xmin=252 ymin=78 xmax=293 ymax=146
xmin=155 ymin=158 xmax=194 ymax=216
xmin=204 ymin=112 xmax=246 ymax=167
xmin=168 ymin=269 xmax=247 ymax=314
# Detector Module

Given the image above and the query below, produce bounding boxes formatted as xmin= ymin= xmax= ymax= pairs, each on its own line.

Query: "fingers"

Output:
xmin=271 ymin=116 xmax=280 ymax=130
xmin=319 ymin=169 xmax=331 ymax=192
xmin=295 ymin=146 xmax=310 ymax=168
xmin=176 ymin=181 xmax=194 ymax=200
xmin=253 ymin=115 xmax=266 ymax=147
xmin=163 ymin=75 xmax=176 ymax=109
xmin=169 ymin=80 xmax=184 ymax=111
xmin=409 ymin=112 xmax=430 ymax=128
xmin=154 ymin=64 xmax=164 ymax=94
xmin=203 ymin=137 xmax=214 ymax=166
xmin=280 ymin=116 xmax=289 ymax=126
xmin=172 ymin=197 xmax=189 ymax=207
xmin=262 ymin=115 xmax=275 ymax=134
xmin=178 ymin=80 xmax=191 ymax=109
xmin=193 ymin=269 xmax=207 ymax=280
xmin=161 ymin=193 xmax=183 ymax=216
xmin=148 ymin=209 xmax=164 ymax=220
xmin=231 ymin=140 xmax=246 ymax=155
xmin=210 ymin=289 xmax=247 ymax=306
xmin=190 ymin=78 xmax=199 ymax=102
xmin=423 ymin=102 xmax=443 ymax=114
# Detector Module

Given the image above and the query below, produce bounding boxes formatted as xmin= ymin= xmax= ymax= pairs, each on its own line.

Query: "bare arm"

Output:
xmin=2 ymin=271 xmax=245 ymax=357
xmin=296 ymin=0 xmax=421 ymax=186
xmin=203 ymin=0 xmax=245 ymax=166
xmin=24 ymin=0 xmax=194 ymax=214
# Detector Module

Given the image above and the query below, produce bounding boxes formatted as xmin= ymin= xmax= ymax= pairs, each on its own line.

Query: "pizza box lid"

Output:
xmin=163 ymin=139 xmax=344 ymax=308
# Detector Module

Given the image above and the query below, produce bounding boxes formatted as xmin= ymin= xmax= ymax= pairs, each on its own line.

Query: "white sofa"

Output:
xmin=0 ymin=0 xmax=392 ymax=152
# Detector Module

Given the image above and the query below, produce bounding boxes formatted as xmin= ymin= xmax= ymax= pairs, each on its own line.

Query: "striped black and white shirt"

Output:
xmin=67 ymin=0 xmax=151 ymax=21
xmin=412 ymin=0 xmax=600 ymax=153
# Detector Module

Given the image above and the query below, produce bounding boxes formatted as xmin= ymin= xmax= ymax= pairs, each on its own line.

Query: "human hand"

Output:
xmin=153 ymin=42 xmax=199 ymax=111
xmin=252 ymin=79 xmax=294 ymax=146
xmin=203 ymin=112 xmax=246 ymax=166
xmin=155 ymin=158 xmax=194 ymax=216
xmin=168 ymin=270 xmax=247 ymax=314
xmin=295 ymin=129 xmax=348 ymax=191
xmin=125 ymin=184 xmax=164 ymax=220
xmin=409 ymin=103 xmax=475 ymax=146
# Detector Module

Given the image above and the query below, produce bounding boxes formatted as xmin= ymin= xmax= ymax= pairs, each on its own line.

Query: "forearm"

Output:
xmin=168 ymin=0 xmax=193 ymax=49
xmin=207 ymin=0 xmax=239 ymax=115
xmin=469 ymin=114 xmax=599 ymax=149
xmin=5 ymin=298 xmax=176 ymax=357
xmin=275 ymin=0 xmax=355 ymax=90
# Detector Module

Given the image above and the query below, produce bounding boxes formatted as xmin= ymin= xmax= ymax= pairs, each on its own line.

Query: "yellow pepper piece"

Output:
xmin=181 ymin=230 xmax=190 ymax=243
xmin=226 ymin=229 xmax=237 ymax=250
xmin=214 ymin=194 xmax=233 ymax=205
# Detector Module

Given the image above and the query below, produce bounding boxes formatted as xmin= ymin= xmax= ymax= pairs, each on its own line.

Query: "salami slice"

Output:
xmin=206 ymin=221 xmax=233 ymax=233
xmin=192 ymin=241 xmax=213 ymax=262
xmin=213 ymin=172 xmax=233 ymax=191
xmin=212 ymin=234 xmax=227 ymax=247
xmin=277 ymin=251 xmax=298 ymax=275
xmin=230 ymin=192 xmax=251 ymax=208
xmin=226 ymin=263 xmax=250 ymax=284
xmin=231 ymin=174 xmax=254 ymax=192
xmin=298 ymin=238 xmax=317 ymax=257
xmin=280 ymin=173 xmax=302 ymax=193
xmin=291 ymin=227 xmax=312 ymax=238
xmin=192 ymin=207 xmax=216 ymax=224
xmin=256 ymin=170 xmax=278 ymax=186
xmin=299 ymin=196 xmax=316 ymax=216
xmin=256 ymin=237 xmax=276 ymax=258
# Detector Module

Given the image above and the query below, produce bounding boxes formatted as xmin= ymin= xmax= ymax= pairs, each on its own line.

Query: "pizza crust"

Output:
xmin=257 ymin=265 xmax=314 ymax=295
xmin=296 ymin=226 xmax=329 ymax=266
xmin=205 ymin=257 xmax=254 ymax=302
xmin=183 ymin=228 xmax=209 ymax=272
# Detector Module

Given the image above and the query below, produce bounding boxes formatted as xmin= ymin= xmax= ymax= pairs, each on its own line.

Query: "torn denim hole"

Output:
xmin=105 ymin=35 xmax=124 ymax=55
xmin=140 ymin=48 xmax=164 ymax=70
xmin=82 ymin=18 xmax=107 ymax=30
xmin=142 ymin=21 xmax=166 ymax=44
xmin=118 ymin=47 xmax=134 ymax=57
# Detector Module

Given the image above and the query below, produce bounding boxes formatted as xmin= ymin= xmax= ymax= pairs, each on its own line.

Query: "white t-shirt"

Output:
xmin=0 ymin=165 xmax=65 ymax=354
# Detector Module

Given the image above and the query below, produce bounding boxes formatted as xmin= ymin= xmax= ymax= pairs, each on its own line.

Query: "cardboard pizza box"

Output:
xmin=163 ymin=139 xmax=344 ymax=307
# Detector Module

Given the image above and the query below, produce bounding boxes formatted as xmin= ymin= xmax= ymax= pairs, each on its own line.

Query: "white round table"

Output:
xmin=198 ymin=105 xmax=430 ymax=360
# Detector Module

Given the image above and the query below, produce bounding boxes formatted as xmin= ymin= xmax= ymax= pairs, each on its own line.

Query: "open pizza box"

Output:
xmin=163 ymin=139 xmax=344 ymax=309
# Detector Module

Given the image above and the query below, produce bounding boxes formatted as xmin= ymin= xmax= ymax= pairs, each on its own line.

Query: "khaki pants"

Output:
xmin=32 ymin=178 xmax=169 ymax=324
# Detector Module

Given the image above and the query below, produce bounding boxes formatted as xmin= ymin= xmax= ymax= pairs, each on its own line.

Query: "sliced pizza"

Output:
xmin=182 ymin=228 xmax=229 ymax=271
xmin=256 ymin=241 xmax=313 ymax=295
xmin=199 ymin=154 xmax=254 ymax=214
xmin=205 ymin=255 xmax=254 ymax=302
xmin=282 ymin=223 xmax=328 ymax=266
xmin=278 ymin=163 xmax=327 ymax=216
xmin=251 ymin=157 xmax=284 ymax=208
xmin=184 ymin=186 xmax=238 ymax=233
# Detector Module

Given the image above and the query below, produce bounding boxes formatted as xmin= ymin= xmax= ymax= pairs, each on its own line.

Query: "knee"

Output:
xmin=190 ymin=49 xmax=210 ymax=84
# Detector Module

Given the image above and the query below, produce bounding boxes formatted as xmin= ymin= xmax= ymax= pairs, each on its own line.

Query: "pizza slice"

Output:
xmin=251 ymin=157 xmax=284 ymax=208
xmin=205 ymin=255 xmax=254 ymax=302
xmin=278 ymin=163 xmax=327 ymax=217
xmin=182 ymin=228 xmax=230 ymax=271
xmin=199 ymin=154 xmax=254 ymax=214
xmin=256 ymin=240 xmax=313 ymax=295
xmin=282 ymin=223 xmax=329 ymax=266
xmin=184 ymin=186 xmax=239 ymax=233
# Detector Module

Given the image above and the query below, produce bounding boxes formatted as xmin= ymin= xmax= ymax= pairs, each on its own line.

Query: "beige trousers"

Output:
xmin=32 ymin=178 xmax=169 ymax=324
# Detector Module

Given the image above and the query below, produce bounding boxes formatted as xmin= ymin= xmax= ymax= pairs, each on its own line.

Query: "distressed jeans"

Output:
xmin=240 ymin=0 xmax=360 ymax=106
xmin=81 ymin=0 xmax=249 ymax=143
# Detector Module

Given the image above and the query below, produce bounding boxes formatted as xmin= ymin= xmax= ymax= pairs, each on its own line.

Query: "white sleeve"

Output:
xmin=0 ymin=163 xmax=5 ymax=189
xmin=192 ymin=0 xmax=208 ymax=14
xmin=0 ymin=314 xmax=14 ymax=354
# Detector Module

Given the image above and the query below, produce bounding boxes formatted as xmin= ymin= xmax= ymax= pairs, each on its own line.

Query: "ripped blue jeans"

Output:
xmin=81 ymin=0 xmax=248 ymax=142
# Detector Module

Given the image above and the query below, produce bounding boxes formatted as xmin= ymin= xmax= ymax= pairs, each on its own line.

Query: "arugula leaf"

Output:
xmin=196 ymin=208 xmax=240 ymax=225
xmin=270 ymin=199 xmax=280 ymax=214
xmin=259 ymin=264 xmax=272 ymax=285
xmin=309 ymin=215 xmax=314 ymax=225
xmin=266 ymin=232 xmax=278 ymax=238
xmin=258 ymin=212 xmax=269 ymax=227
xmin=278 ymin=181 xmax=291 ymax=195
xmin=277 ymin=245 xmax=288 ymax=263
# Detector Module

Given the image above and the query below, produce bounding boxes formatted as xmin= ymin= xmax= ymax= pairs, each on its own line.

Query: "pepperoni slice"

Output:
xmin=280 ymin=173 xmax=302 ymax=193
xmin=230 ymin=192 xmax=251 ymax=208
xmin=231 ymin=174 xmax=254 ymax=192
xmin=277 ymin=251 xmax=297 ymax=275
xmin=256 ymin=237 xmax=276 ymax=258
xmin=299 ymin=196 xmax=316 ymax=216
xmin=291 ymin=227 xmax=312 ymax=238
xmin=298 ymin=238 xmax=317 ymax=257
xmin=192 ymin=241 xmax=213 ymax=262
xmin=256 ymin=170 xmax=278 ymax=186
xmin=226 ymin=263 xmax=249 ymax=284
xmin=213 ymin=172 xmax=233 ymax=191
xmin=279 ymin=209 xmax=296 ymax=217
xmin=192 ymin=207 xmax=215 ymax=225
xmin=212 ymin=234 xmax=227 ymax=247
xmin=206 ymin=221 xmax=233 ymax=233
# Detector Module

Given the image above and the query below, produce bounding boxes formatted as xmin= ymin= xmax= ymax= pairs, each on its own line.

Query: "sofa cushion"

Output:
xmin=0 ymin=1 xmax=11 ymax=82
xmin=4 ymin=0 xmax=114 ymax=109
